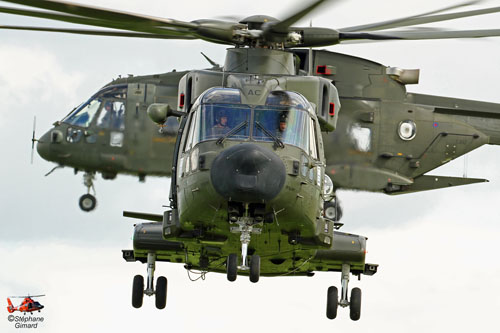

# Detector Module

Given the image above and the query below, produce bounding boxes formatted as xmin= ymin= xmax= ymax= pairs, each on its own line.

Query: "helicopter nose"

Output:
xmin=36 ymin=132 xmax=51 ymax=161
xmin=210 ymin=143 xmax=286 ymax=203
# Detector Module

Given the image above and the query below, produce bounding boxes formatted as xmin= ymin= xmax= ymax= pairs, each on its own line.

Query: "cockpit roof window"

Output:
xmin=94 ymin=84 xmax=127 ymax=99
xmin=202 ymin=88 xmax=241 ymax=104
xmin=265 ymin=91 xmax=310 ymax=110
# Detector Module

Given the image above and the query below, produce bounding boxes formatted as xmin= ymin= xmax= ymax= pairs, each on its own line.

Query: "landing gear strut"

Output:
xmin=79 ymin=172 xmax=97 ymax=212
xmin=227 ymin=217 xmax=261 ymax=283
xmin=326 ymin=264 xmax=362 ymax=321
xmin=131 ymin=252 xmax=167 ymax=309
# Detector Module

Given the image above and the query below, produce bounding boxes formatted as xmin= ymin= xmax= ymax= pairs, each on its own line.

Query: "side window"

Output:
xmin=308 ymin=118 xmax=318 ymax=160
xmin=97 ymin=100 xmax=126 ymax=130
xmin=183 ymin=110 xmax=199 ymax=153
xmin=349 ymin=123 xmax=372 ymax=152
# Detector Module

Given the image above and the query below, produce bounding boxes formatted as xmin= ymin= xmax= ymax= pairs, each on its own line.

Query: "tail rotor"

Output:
xmin=31 ymin=116 xmax=37 ymax=164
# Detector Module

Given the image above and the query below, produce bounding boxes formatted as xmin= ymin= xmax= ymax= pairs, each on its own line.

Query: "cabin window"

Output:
xmin=349 ymin=123 xmax=372 ymax=152
xmin=110 ymin=132 xmax=124 ymax=147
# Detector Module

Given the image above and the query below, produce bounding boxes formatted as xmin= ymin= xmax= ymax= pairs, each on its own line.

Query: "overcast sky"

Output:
xmin=1 ymin=0 xmax=500 ymax=332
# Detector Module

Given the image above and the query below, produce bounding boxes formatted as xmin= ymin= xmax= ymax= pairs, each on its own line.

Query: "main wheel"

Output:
xmin=155 ymin=276 xmax=167 ymax=309
xmin=132 ymin=275 xmax=144 ymax=308
xmin=226 ymin=253 xmax=238 ymax=282
xmin=349 ymin=287 xmax=362 ymax=321
xmin=324 ymin=200 xmax=342 ymax=221
xmin=326 ymin=286 xmax=338 ymax=319
xmin=249 ymin=254 xmax=261 ymax=283
xmin=79 ymin=194 xmax=97 ymax=212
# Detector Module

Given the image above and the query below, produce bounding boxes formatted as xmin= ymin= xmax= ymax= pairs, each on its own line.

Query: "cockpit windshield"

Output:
xmin=62 ymin=85 xmax=127 ymax=128
xmin=187 ymin=88 xmax=318 ymax=158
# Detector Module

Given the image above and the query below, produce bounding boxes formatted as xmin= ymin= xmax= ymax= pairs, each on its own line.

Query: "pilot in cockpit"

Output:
xmin=99 ymin=101 xmax=125 ymax=130
xmin=276 ymin=112 xmax=288 ymax=139
xmin=211 ymin=110 xmax=231 ymax=136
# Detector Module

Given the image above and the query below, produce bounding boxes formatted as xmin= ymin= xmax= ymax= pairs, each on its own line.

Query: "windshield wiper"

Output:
xmin=255 ymin=121 xmax=284 ymax=148
xmin=216 ymin=121 xmax=248 ymax=145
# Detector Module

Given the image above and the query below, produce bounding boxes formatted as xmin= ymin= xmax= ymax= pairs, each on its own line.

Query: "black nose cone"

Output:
xmin=210 ymin=143 xmax=286 ymax=202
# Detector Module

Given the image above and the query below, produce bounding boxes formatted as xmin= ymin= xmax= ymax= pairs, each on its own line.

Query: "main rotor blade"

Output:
xmin=0 ymin=0 xmax=197 ymax=30
xmin=339 ymin=1 xmax=500 ymax=32
xmin=0 ymin=25 xmax=197 ymax=39
xmin=0 ymin=5 xmax=192 ymax=36
xmin=340 ymin=28 xmax=500 ymax=42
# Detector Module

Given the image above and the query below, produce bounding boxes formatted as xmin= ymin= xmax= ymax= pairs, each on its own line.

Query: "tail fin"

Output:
xmin=7 ymin=298 xmax=15 ymax=313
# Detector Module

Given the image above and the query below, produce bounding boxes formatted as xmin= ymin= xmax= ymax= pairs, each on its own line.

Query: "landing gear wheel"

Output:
xmin=249 ymin=254 xmax=261 ymax=283
xmin=79 ymin=194 xmax=97 ymax=212
xmin=349 ymin=287 xmax=362 ymax=321
xmin=226 ymin=253 xmax=238 ymax=282
xmin=326 ymin=286 xmax=338 ymax=319
xmin=324 ymin=200 xmax=342 ymax=221
xmin=155 ymin=276 xmax=167 ymax=309
xmin=132 ymin=275 xmax=144 ymax=308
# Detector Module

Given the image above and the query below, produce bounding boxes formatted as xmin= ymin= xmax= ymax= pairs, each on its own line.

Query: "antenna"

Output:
xmin=200 ymin=52 xmax=220 ymax=69
xmin=308 ymin=20 xmax=313 ymax=76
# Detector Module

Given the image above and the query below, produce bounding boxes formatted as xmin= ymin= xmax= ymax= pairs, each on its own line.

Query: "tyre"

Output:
xmin=326 ymin=286 xmax=338 ymax=319
xmin=79 ymin=194 xmax=97 ymax=212
xmin=249 ymin=254 xmax=261 ymax=283
xmin=226 ymin=253 xmax=238 ymax=282
xmin=155 ymin=276 xmax=167 ymax=309
xmin=132 ymin=275 xmax=144 ymax=308
xmin=349 ymin=287 xmax=362 ymax=321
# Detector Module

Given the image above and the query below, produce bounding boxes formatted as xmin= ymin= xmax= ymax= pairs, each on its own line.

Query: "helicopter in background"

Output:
xmin=7 ymin=295 xmax=45 ymax=314
xmin=4 ymin=0 xmax=500 ymax=321
xmin=34 ymin=71 xmax=185 ymax=211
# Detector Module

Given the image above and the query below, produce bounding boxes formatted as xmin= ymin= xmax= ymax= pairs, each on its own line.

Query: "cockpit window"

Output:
xmin=62 ymin=84 xmax=127 ymax=128
xmin=63 ymin=98 xmax=101 ymax=127
xmin=253 ymin=105 xmax=311 ymax=152
xmin=201 ymin=104 xmax=251 ymax=141
xmin=186 ymin=89 xmax=318 ymax=158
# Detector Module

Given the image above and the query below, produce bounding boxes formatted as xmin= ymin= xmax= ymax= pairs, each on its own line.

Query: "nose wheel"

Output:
xmin=79 ymin=172 xmax=97 ymax=212
xmin=226 ymin=217 xmax=262 ymax=283
xmin=131 ymin=252 xmax=168 ymax=309
xmin=326 ymin=264 xmax=362 ymax=321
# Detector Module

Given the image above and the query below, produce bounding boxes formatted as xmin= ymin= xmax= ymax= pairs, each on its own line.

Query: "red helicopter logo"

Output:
xmin=7 ymin=295 xmax=45 ymax=315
